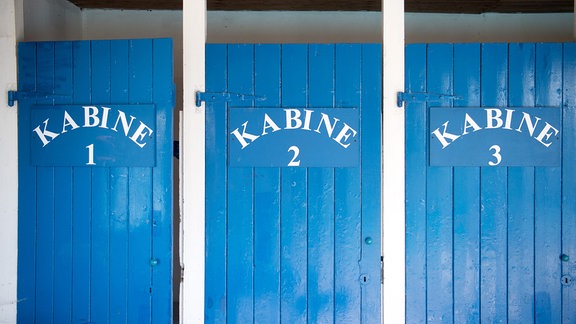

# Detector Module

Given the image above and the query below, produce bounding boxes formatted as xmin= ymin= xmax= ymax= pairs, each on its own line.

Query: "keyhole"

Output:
xmin=360 ymin=274 xmax=369 ymax=284
xmin=561 ymin=275 xmax=572 ymax=286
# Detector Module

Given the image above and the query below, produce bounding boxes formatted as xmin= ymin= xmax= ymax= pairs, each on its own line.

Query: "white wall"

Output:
xmin=406 ymin=13 xmax=574 ymax=43
xmin=205 ymin=11 xmax=574 ymax=43
xmin=23 ymin=0 xmax=82 ymax=41
xmin=83 ymin=10 xmax=183 ymax=108
xmin=0 ymin=0 xmax=22 ymax=322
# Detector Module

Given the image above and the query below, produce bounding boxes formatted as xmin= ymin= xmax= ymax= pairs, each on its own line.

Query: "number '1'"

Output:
xmin=86 ymin=144 xmax=96 ymax=165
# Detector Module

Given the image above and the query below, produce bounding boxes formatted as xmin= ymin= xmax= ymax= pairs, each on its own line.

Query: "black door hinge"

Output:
xmin=397 ymin=92 xmax=460 ymax=108
xmin=8 ymin=90 xmax=72 ymax=107
xmin=195 ymin=91 xmax=266 ymax=107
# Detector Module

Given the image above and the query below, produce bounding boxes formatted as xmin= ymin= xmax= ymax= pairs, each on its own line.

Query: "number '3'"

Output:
xmin=488 ymin=145 xmax=502 ymax=166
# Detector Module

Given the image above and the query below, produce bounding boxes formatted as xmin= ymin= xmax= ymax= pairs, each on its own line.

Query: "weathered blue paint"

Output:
xmin=280 ymin=44 xmax=309 ymax=323
xmin=562 ymin=43 xmax=576 ymax=323
xmin=405 ymin=43 xmax=576 ymax=323
xmin=307 ymin=43 xmax=336 ymax=323
xmin=452 ymin=43 xmax=481 ymax=323
xmin=405 ymin=43 xmax=428 ymax=324
xmin=17 ymin=39 xmax=174 ymax=324
xmin=205 ymin=44 xmax=382 ymax=323
xmin=426 ymin=43 xmax=454 ymax=323
xmin=358 ymin=43 xmax=382 ymax=323
xmin=90 ymin=40 xmax=112 ymax=324
xmin=253 ymin=44 xmax=282 ymax=324
xmin=534 ymin=43 xmax=563 ymax=323
xmin=205 ymin=43 xmax=228 ymax=324
xmin=507 ymin=43 xmax=536 ymax=323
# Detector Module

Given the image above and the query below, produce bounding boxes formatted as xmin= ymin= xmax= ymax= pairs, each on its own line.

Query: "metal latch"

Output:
xmin=195 ymin=91 xmax=267 ymax=107
xmin=397 ymin=92 xmax=460 ymax=108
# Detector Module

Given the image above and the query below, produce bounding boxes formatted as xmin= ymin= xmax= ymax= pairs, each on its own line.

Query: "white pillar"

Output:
xmin=382 ymin=0 xmax=406 ymax=323
xmin=181 ymin=0 xmax=206 ymax=323
xmin=0 ymin=0 xmax=22 ymax=322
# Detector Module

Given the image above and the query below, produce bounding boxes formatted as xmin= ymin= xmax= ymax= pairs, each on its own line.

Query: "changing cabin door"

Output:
xmin=204 ymin=44 xmax=382 ymax=323
xmin=17 ymin=39 xmax=174 ymax=323
xmin=405 ymin=43 xmax=576 ymax=323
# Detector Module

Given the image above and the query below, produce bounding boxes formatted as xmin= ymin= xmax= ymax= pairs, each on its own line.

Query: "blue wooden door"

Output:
xmin=17 ymin=39 xmax=174 ymax=323
xmin=406 ymin=43 xmax=576 ymax=323
xmin=204 ymin=44 xmax=381 ymax=323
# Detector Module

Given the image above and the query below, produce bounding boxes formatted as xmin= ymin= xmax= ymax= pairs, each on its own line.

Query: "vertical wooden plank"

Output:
xmin=53 ymin=41 xmax=74 ymax=324
xmin=480 ymin=43 xmax=508 ymax=323
xmin=280 ymin=44 xmax=308 ymax=323
xmin=35 ymin=41 xmax=56 ymax=323
xmin=17 ymin=42 xmax=38 ymax=324
xmin=404 ymin=43 xmax=427 ymax=324
xmin=127 ymin=39 xmax=153 ymax=324
xmin=226 ymin=44 xmax=254 ymax=323
xmin=359 ymin=43 xmax=382 ymax=323
xmin=534 ymin=42 xmax=562 ymax=323
xmin=109 ymin=39 xmax=130 ymax=324
xmin=253 ymin=44 xmax=282 ymax=324
xmin=425 ymin=44 xmax=454 ymax=324
xmin=562 ymin=42 xmax=576 ymax=324
xmin=204 ymin=44 xmax=228 ymax=324
xmin=151 ymin=38 xmax=174 ymax=324
xmin=506 ymin=42 xmax=536 ymax=323
xmin=452 ymin=43 xmax=481 ymax=323
xmin=334 ymin=44 xmax=361 ymax=324
xmin=90 ymin=40 xmax=112 ymax=324
xmin=307 ymin=43 xmax=335 ymax=324
xmin=72 ymin=40 xmax=92 ymax=324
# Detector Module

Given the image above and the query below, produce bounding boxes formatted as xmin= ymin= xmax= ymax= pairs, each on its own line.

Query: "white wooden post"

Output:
xmin=0 ymin=0 xmax=22 ymax=322
xmin=382 ymin=0 xmax=406 ymax=323
xmin=181 ymin=0 xmax=206 ymax=322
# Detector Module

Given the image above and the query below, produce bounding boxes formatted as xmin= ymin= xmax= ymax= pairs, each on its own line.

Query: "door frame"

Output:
xmin=180 ymin=1 xmax=406 ymax=323
xmin=0 ymin=1 xmax=21 ymax=322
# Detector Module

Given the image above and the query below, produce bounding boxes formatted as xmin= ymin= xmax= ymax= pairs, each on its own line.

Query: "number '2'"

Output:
xmin=288 ymin=146 xmax=301 ymax=166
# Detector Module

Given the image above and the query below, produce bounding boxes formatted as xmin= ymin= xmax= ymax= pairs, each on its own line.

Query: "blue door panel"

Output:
xmin=534 ymin=43 xmax=563 ymax=323
xmin=280 ymin=45 xmax=308 ymax=323
xmin=507 ymin=43 xmax=536 ymax=323
xmin=226 ymin=44 xmax=255 ymax=323
xmin=334 ymin=45 xmax=362 ymax=323
xmin=17 ymin=39 xmax=174 ymax=324
xmin=426 ymin=44 xmax=455 ymax=323
xmin=205 ymin=44 xmax=382 ymax=323
xmin=452 ymin=43 xmax=481 ymax=323
xmin=479 ymin=43 xmax=509 ymax=322
xmin=562 ymin=43 xmax=576 ymax=324
xmin=405 ymin=43 xmax=428 ymax=324
xmin=307 ymin=44 xmax=336 ymax=323
xmin=253 ymin=44 xmax=282 ymax=324
xmin=405 ymin=43 xmax=576 ymax=323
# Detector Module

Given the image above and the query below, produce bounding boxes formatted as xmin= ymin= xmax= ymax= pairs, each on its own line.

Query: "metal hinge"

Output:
xmin=7 ymin=90 xmax=72 ymax=107
xmin=195 ymin=91 xmax=267 ymax=107
xmin=381 ymin=256 xmax=384 ymax=284
xmin=397 ymin=92 xmax=460 ymax=108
